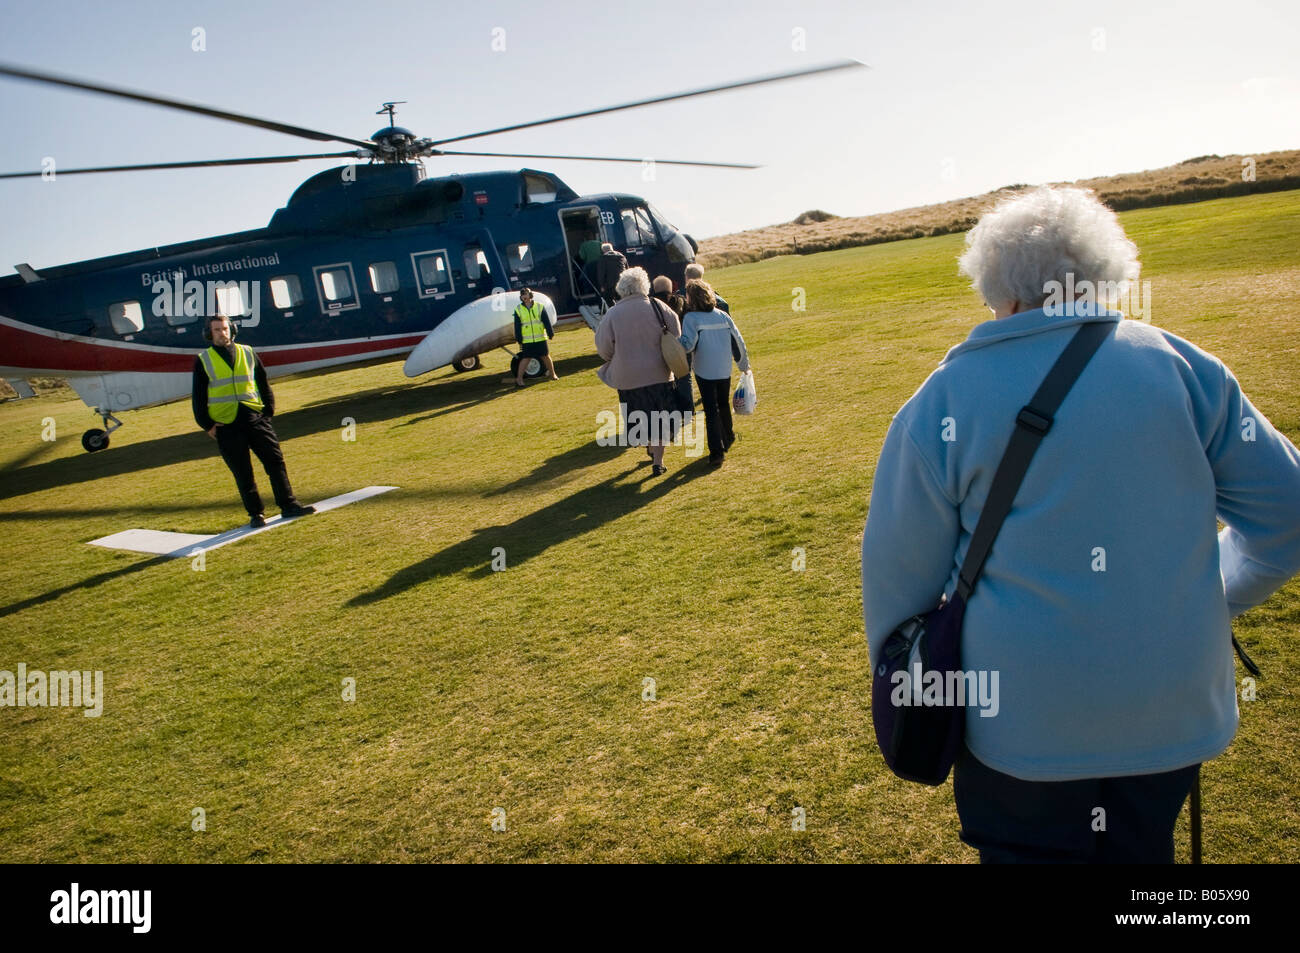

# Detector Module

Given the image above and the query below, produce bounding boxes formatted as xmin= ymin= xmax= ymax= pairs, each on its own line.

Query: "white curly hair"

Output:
xmin=958 ymin=186 xmax=1140 ymax=315
xmin=615 ymin=266 xmax=650 ymax=299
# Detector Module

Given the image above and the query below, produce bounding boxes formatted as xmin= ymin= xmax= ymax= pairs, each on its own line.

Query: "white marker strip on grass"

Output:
xmin=88 ymin=485 xmax=398 ymax=558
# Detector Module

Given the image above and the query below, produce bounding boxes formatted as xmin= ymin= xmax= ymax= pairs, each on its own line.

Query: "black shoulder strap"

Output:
xmin=956 ymin=321 xmax=1112 ymax=601
xmin=648 ymin=296 xmax=671 ymax=333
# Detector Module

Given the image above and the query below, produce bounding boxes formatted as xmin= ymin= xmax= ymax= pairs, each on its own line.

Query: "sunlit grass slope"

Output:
xmin=1 ymin=191 xmax=1296 ymax=862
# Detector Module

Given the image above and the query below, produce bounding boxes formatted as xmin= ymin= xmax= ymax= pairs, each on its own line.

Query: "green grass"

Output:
xmin=1 ymin=190 xmax=1297 ymax=862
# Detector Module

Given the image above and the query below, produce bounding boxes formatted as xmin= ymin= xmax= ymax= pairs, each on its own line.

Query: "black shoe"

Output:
xmin=709 ymin=455 xmax=724 ymax=468
xmin=281 ymin=503 xmax=316 ymax=519
xmin=652 ymin=464 xmax=667 ymax=476
xmin=249 ymin=514 xmax=267 ymax=528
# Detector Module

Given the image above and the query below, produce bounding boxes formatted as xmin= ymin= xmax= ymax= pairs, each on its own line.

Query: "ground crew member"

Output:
xmin=192 ymin=314 xmax=315 ymax=528
xmin=513 ymin=288 xmax=558 ymax=386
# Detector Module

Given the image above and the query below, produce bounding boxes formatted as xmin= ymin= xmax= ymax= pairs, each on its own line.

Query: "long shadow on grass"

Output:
xmin=484 ymin=438 xmax=618 ymax=498
xmin=0 ymin=352 xmax=603 ymax=503
xmin=348 ymin=456 xmax=711 ymax=605
xmin=0 ymin=554 xmax=170 ymax=619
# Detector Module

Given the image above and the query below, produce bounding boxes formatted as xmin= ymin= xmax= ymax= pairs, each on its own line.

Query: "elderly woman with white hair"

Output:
xmin=862 ymin=186 xmax=1300 ymax=863
xmin=594 ymin=266 xmax=682 ymax=476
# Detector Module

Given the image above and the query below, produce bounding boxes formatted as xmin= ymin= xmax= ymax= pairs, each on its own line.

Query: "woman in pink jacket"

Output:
xmin=594 ymin=267 xmax=682 ymax=476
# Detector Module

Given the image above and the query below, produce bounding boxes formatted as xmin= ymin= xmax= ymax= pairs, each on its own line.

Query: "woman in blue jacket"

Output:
xmin=862 ymin=186 xmax=1300 ymax=863
xmin=679 ymin=280 xmax=750 ymax=467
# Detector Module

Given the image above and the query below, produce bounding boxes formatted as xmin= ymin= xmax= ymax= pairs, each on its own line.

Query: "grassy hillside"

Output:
xmin=1 ymin=190 xmax=1296 ymax=862
xmin=700 ymin=149 xmax=1300 ymax=268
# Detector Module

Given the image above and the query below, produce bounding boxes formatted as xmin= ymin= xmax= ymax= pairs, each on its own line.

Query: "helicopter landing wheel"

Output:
xmin=452 ymin=354 xmax=482 ymax=373
xmin=509 ymin=355 xmax=546 ymax=380
xmin=82 ymin=428 xmax=110 ymax=453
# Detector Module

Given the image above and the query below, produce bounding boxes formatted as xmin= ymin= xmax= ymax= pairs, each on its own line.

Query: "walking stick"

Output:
xmin=1190 ymin=766 xmax=1202 ymax=864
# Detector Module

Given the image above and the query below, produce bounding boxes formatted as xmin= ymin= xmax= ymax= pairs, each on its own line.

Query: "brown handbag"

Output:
xmin=648 ymin=297 xmax=690 ymax=378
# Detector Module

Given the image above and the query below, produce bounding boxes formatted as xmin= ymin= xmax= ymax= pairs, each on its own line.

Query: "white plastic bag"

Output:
xmin=733 ymin=369 xmax=757 ymax=415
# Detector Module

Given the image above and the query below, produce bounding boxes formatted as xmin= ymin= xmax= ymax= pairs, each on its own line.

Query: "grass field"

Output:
xmin=1 ymin=191 xmax=1297 ymax=863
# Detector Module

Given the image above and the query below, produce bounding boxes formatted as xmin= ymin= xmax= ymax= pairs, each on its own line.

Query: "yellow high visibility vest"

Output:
xmin=200 ymin=344 xmax=264 ymax=423
xmin=514 ymin=301 xmax=548 ymax=344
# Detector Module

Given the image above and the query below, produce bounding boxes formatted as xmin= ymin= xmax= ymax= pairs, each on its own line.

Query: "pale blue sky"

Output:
xmin=1 ymin=0 xmax=1296 ymax=276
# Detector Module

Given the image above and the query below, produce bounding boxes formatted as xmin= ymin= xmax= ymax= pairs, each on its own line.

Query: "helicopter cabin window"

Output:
xmin=312 ymin=263 xmax=360 ymax=314
xmin=411 ymin=250 xmax=454 ymax=298
xmin=369 ymin=261 xmax=400 ymax=295
xmin=164 ymin=299 xmax=198 ymax=327
xmin=620 ymin=206 xmax=658 ymax=249
xmin=463 ymin=248 xmax=492 ymax=284
xmin=108 ymin=301 xmax=144 ymax=335
xmin=213 ymin=283 xmax=249 ymax=320
xmin=523 ymin=172 xmax=558 ymax=204
xmin=269 ymin=275 xmax=303 ymax=309
xmin=506 ymin=243 xmax=534 ymax=274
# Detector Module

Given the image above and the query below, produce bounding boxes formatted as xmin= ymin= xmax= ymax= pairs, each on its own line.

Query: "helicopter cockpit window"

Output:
xmin=269 ymin=275 xmax=303 ymax=310
xmin=108 ymin=301 xmax=144 ymax=335
xmin=620 ymin=206 xmax=658 ymax=248
xmin=506 ymin=243 xmax=534 ymax=274
xmin=369 ymin=261 xmax=400 ymax=295
xmin=649 ymin=204 xmax=694 ymax=264
xmin=313 ymin=263 xmax=360 ymax=314
xmin=412 ymin=250 xmax=454 ymax=298
xmin=523 ymin=172 xmax=558 ymax=204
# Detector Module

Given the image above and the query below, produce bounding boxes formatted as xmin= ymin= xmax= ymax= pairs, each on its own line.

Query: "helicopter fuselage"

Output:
xmin=0 ymin=164 xmax=696 ymax=424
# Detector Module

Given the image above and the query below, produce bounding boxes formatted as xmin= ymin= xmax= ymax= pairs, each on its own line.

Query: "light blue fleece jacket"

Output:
xmin=862 ymin=306 xmax=1300 ymax=781
xmin=679 ymin=309 xmax=750 ymax=380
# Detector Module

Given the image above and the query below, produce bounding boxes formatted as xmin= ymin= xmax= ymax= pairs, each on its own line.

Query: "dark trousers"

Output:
xmin=668 ymin=371 xmax=694 ymax=442
xmin=214 ymin=413 xmax=297 ymax=517
xmin=672 ymin=373 xmax=694 ymax=417
xmin=953 ymin=746 xmax=1199 ymax=863
xmin=695 ymin=375 xmax=733 ymax=460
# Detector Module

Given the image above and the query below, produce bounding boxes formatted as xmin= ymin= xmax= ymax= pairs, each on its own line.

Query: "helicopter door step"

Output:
xmin=4 ymin=378 xmax=36 ymax=399
xmin=578 ymin=304 xmax=602 ymax=331
xmin=87 ymin=485 xmax=398 ymax=558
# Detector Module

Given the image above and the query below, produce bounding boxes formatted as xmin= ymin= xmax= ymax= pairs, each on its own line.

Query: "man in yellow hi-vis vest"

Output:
xmin=512 ymin=288 xmax=558 ymax=386
xmin=192 ymin=314 xmax=314 ymax=528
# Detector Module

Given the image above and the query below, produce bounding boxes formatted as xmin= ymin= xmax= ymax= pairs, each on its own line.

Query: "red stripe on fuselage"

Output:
xmin=257 ymin=334 xmax=427 ymax=368
xmin=0 ymin=317 xmax=427 ymax=375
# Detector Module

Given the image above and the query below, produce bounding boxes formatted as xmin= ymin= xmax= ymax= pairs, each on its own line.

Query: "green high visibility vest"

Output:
xmin=200 ymin=344 xmax=264 ymax=423
xmin=515 ymin=301 xmax=548 ymax=344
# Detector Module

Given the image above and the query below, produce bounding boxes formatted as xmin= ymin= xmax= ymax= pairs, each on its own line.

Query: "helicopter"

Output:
xmin=0 ymin=59 xmax=863 ymax=452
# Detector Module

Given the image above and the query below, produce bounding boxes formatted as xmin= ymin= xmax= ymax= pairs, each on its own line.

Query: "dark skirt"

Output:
xmin=617 ymin=382 xmax=678 ymax=446
xmin=520 ymin=340 xmax=549 ymax=358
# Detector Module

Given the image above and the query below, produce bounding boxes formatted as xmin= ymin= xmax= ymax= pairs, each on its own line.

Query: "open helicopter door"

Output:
xmin=559 ymin=207 xmax=606 ymax=328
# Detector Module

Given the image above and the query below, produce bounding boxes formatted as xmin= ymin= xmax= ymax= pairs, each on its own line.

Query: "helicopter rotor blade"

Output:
xmin=430 ymin=58 xmax=866 ymax=147
xmin=436 ymin=150 xmax=759 ymax=169
xmin=0 ymin=63 xmax=376 ymax=150
xmin=0 ymin=152 xmax=365 ymax=180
